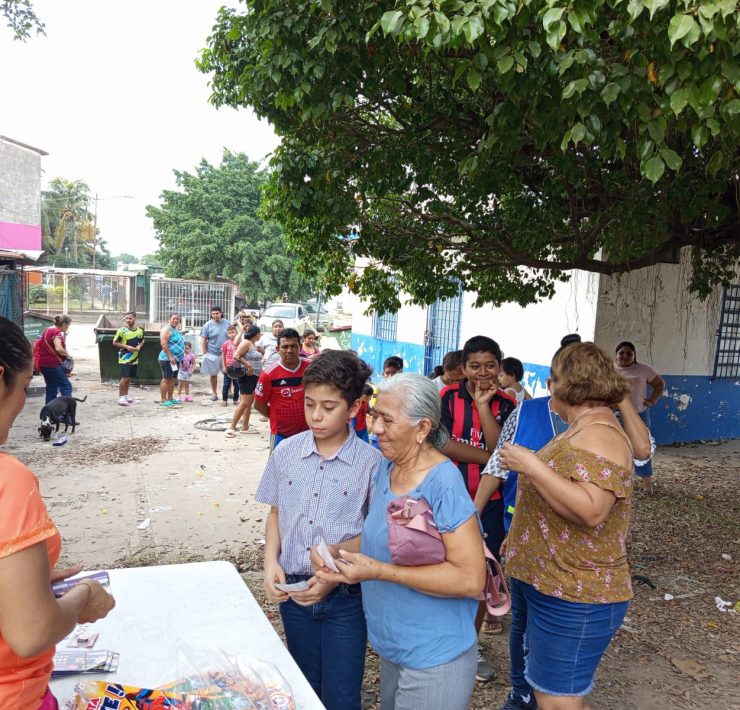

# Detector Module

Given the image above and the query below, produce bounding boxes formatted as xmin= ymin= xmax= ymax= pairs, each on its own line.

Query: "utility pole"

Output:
xmin=91 ymin=193 xmax=99 ymax=269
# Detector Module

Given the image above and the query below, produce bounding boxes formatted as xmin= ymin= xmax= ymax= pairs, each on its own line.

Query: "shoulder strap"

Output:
xmin=43 ymin=328 xmax=62 ymax=362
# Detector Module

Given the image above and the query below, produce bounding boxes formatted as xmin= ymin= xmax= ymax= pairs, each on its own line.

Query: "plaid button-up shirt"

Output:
xmin=255 ymin=427 xmax=383 ymax=575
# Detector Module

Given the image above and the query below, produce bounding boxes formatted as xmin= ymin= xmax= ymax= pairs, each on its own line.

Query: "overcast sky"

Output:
xmin=0 ymin=0 xmax=279 ymax=258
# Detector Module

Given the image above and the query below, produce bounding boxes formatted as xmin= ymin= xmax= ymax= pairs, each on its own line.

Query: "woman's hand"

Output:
xmin=50 ymin=563 xmax=83 ymax=584
xmin=169 ymin=356 xmax=177 ymax=366
xmin=314 ymin=550 xmax=381 ymax=585
xmin=288 ymin=577 xmax=337 ymax=606
xmin=498 ymin=443 xmax=540 ymax=476
xmin=263 ymin=561 xmax=288 ymax=604
xmin=75 ymin=581 xmax=115 ymax=624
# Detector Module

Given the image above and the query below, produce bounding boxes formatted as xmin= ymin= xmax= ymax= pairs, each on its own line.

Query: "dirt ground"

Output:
xmin=6 ymin=324 xmax=739 ymax=709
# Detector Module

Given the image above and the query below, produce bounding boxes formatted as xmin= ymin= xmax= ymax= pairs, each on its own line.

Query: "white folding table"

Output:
xmin=50 ymin=561 xmax=324 ymax=709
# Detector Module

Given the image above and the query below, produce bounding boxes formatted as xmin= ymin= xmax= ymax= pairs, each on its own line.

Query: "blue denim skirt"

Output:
xmin=515 ymin=578 xmax=628 ymax=697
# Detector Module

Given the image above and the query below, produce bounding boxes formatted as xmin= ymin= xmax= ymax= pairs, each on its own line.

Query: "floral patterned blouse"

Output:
xmin=506 ymin=430 xmax=634 ymax=604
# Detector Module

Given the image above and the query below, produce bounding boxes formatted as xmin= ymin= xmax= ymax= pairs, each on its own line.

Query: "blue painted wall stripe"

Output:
xmin=351 ymin=333 xmax=740 ymax=445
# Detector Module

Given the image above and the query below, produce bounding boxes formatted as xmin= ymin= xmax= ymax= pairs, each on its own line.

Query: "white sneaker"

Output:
xmin=126 ymin=395 xmax=134 ymax=403
xmin=118 ymin=397 xmax=129 ymax=407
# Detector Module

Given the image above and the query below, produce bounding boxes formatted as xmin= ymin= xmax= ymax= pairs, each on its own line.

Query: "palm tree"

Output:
xmin=41 ymin=178 xmax=94 ymax=263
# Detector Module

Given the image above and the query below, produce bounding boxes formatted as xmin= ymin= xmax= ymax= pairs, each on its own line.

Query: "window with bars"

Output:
xmin=373 ymin=309 xmax=398 ymax=341
xmin=713 ymin=284 xmax=740 ymax=379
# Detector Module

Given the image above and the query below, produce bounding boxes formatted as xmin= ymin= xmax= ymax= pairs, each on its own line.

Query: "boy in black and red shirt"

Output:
xmin=255 ymin=328 xmax=311 ymax=450
xmin=440 ymin=335 xmax=516 ymax=679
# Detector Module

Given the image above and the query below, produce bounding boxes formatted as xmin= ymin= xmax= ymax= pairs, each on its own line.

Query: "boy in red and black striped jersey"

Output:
xmin=440 ymin=336 xmax=516 ymax=660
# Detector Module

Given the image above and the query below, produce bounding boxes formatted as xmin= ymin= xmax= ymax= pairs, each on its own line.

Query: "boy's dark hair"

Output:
xmin=442 ymin=349 xmax=463 ymax=371
xmin=560 ymin=333 xmax=581 ymax=348
xmin=462 ymin=336 xmax=502 ymax=364
xmin=277 ymin=327 xmax=300 ymax=346
xmin=383 ymin=355 xmax=404 ymax=372
xmin=430 ymin=365 xmax=444 ymax=379
xmin=0 ymin=316 xmax=32 ymax=388
xmin=211 ymin=306 xmax=223 ymax=314
xmin=124 ymin=310 xmax=136 ymax=318
xmin=363 ymin=383 xmax=374 ymax=397
xmin=501 ymin=357 xmax=524 ymax=382
xmin=304 ymin=350 xmax=373 ymax=407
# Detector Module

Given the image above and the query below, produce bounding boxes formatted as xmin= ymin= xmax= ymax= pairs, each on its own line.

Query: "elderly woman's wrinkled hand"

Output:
xmin=314 ymin=550 xmax=381 ymax=585
xmin=498 ymin=443 xmax=540 ymax=477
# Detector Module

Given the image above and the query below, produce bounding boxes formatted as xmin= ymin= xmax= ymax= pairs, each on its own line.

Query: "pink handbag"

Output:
xmin=386 ymin=495 xmax=511 ymax=616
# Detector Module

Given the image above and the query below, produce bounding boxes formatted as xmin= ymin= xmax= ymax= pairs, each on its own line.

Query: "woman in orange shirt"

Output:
xmin=0 ymin=317 xmax=115 ymax=710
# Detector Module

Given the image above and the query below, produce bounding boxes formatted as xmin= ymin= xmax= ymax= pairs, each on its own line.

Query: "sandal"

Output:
xmin=224 ymin=429 xmax=237 ymax=438
xmin=482 ymin=620 xmax=504 ymax=635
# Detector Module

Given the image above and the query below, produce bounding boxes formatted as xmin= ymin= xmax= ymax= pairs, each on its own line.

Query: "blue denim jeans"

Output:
xmin=279 ymin=577 xmax=367 ymax=710
xmin=635 ymin=409 xmax=653 ymax=477
xmin=509 ymin=573 xmax=533 ymax=701
xmin=222 ymin=374 xmax=239 ymax=402
xmin=41 ymin=364 xmax=72 ymax=404
xmin=514 ymin=579 xmax=628 ymax=696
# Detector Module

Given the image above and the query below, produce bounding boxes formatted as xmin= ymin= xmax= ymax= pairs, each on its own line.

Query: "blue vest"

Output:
xmin=502 ymin=396 xmax=565 ymax=532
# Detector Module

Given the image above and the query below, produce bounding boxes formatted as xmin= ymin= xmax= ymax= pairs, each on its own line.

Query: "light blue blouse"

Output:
xmin=360 ymin=458 xmax=478 ymax=669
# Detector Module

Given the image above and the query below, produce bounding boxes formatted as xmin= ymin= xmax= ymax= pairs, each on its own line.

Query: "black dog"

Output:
xmin=38 ymin=395 xmax=87 ymax=441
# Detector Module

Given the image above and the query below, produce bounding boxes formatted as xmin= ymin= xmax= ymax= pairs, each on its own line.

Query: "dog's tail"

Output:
xmin=73 ymin=395 xmax=88 ymax=402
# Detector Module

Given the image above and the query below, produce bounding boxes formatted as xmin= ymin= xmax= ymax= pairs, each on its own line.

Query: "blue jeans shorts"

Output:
xmin=515 ymin=578 xmax=628 ymax=697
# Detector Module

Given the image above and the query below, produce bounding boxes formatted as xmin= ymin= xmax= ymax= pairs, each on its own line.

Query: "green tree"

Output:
xmin=112 ymin=253 xmax=139 ymax=265
xmin=199 ymin=0 xmax=739 ymax=310
xmin=41 ymin=178 xmax=107 ymax=268
xmin=140 ymin=253 xmax=163 ymax=266
xmin=146 ymin=150 xmax=313 ymax=303
xmin=2 ymin=0 xmax=43 ymax=40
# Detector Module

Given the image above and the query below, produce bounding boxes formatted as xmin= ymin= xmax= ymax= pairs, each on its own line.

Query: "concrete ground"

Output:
xmin=7 ymin=322 xmax=271 ymax=568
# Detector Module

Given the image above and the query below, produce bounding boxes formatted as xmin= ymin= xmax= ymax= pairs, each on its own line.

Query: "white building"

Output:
xmin=350 ymin=253 xmax=739 ymax=445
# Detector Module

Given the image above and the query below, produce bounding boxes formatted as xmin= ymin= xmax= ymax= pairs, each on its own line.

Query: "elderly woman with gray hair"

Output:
xmin=314 ymin=372 xmax=487 ymax=710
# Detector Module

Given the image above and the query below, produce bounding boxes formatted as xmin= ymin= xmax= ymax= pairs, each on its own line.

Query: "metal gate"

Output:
xmin=423 ymin=284 xmax=463 ymax=375
xmin=713 ymin=284 xmax=740 ymax=379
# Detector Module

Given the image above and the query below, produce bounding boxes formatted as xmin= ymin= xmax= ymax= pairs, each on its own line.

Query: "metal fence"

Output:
xmin=149 ymin=276 xmax=237 ymax=328
xmin=24 ymin=269 xmax=133 ymax=316
xmin=0 ymin=269 xmax=23 ymax=324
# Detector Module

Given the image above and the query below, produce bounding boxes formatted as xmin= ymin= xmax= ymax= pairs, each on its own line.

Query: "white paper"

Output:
xmin=275 ymin=581 xmax=310 ymax=593
xmin=317 ymin=539 xmax=340 ymax=573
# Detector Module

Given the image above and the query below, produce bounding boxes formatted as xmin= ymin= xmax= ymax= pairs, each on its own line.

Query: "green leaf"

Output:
xmin=601 ymin=82 xmax=620 ymax=106
xmin=627 ymin=0 xmax=644 ymax=20
xmin=691 ymin=123 xmax=708 ymax=148
xmin=643 ymin=155 xmax=665 ymax=183
xmin=463 ymin=15 xmax=485 ymax=43
xmin=381 ymin=10 xmax=405 ymax=36
xmin=560 ymin=129 xmax=572 ymax=151
xmin=724 ymin=99 xmax=740 ymax=117
xmin=546 ymin=21 xmax=567 ymax=51
xmin=637 ymin=102 xmax=653 ymax=122
xmin=647 ymin=119 xmax=665 ymax=143
xmin=542 ymin=7 xmax=565 ymax=32
xmin=467 ymin=66 xmax=482 ymax=91
xmin=415 ymin=15 xmax=430 ymax=39
xmin=433 ymin=11 xmax=450 ymax=34
xmin=659 ymin=148 xmax=682 ymax=170
xmin=571 ymin=122 xmax=586 ymax=145
xmin=528 ymin=41 xmax=542 ymax=58
xmin=669 ymin=87 xmax=689 ymax=115
xmin=698 ymin=76 xmax=722 ymax=107
xmin=644 ymin=0 xmax=669 ymax=20
xmin=562 ymin=78 xmax=587 ymax=99
xmin=668 ymin=14 xmax=696 ymax=47
xmin=497 ymin=55 xmax=515 ymax=74
xmin=639 ymin=139 xmax=655 ymax=161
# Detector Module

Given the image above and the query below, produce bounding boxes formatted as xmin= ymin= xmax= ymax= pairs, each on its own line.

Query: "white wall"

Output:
xmin=594 ymin=255 xmax=734 ymax=375
xmin=459 ymin=270 xmax=601 ymax=366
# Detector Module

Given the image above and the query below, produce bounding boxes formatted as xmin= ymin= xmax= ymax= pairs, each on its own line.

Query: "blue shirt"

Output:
xmin=255 ymin=427 xmax=382 ymax=575
xmin=201 ymin=319 xmax=231 ymax=356
xmin=360 ymin=458 xmax=478 ymax=669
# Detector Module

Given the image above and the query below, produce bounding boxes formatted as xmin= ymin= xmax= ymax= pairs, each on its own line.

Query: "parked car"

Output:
xmin=304 ymin=301 xmax=334 ymax=331
xmin=257 ymin=303 xmax=310 ymax=334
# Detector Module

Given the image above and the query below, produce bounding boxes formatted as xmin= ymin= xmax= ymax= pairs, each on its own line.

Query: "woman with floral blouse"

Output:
xmin=498 ymin=342 xmax=634 ymax=710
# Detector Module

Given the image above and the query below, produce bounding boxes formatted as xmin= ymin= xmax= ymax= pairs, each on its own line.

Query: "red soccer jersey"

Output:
xmin=440 ymin=381 xmax=517 ymax=501
xmin=354 ymin=400 xmax=369 ymax=431
xmin=255 ymin=358 xmax=311 ymax=437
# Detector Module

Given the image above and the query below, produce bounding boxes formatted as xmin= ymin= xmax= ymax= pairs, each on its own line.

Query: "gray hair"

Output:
xmin=376 ymin=371 xmax=450 ymax=450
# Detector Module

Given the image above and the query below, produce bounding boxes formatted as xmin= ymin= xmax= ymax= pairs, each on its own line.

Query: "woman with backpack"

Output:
xmin=36 ymin=315 xmax=74 ymax=404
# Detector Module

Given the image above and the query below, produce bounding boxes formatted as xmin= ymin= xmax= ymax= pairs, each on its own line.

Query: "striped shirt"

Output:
xmin=255 ymin=427 xmax=383 ymax=575
xmin=440 ymin=381 xmax=517 ymax=501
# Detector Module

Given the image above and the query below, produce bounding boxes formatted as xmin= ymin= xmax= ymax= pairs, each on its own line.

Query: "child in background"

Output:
xmin=220 ymin=325 xmax=240 ymax=406
xmin=367 ymin=356 xmax=404 ymax=449
xmin=176 ymin=341 xmax=195 ymax=402
xmin=499 ymin=357 xmax=531 ymax=403
xmin=353 ymin=384 xmax=373 ymax=443
xmin=433 ymin=349 xmax=465 ymax=392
